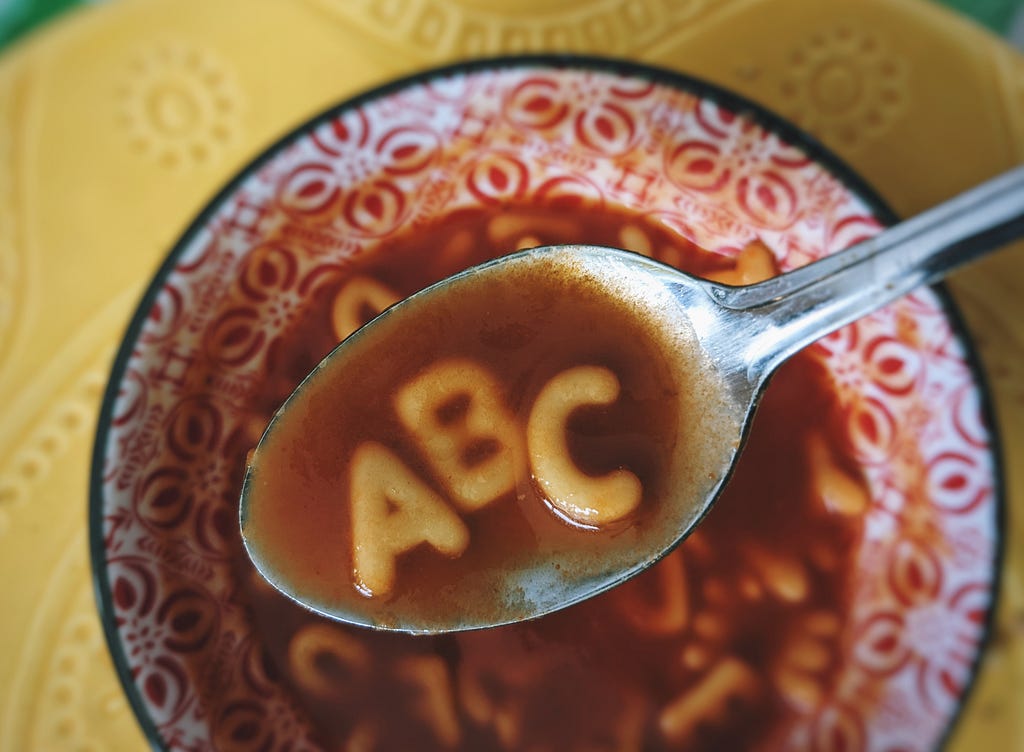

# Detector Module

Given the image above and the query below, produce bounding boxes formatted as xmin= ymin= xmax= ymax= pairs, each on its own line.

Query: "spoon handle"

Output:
xmin=719 ymin=166 xmax=1024 ymax=383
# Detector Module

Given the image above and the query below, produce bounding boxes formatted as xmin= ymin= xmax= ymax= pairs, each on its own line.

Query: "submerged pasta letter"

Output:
xmin=350 ymin=442 xmax=470 ymax=597
xmin=659 ymin=657 xmax=760 ymax=743
xmin=288 ymin=623 xmax=371 ymax=701
xmin=527 ymin=365 xmax=642 ymax=526
xmin=395 ymin=358 xmax=525 ymax=511
xmin=331 ymin=275 xmax=401 ymax=341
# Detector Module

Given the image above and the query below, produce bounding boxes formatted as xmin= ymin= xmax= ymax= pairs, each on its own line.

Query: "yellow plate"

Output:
xmin=0 ymin=0 xmax=1020 ymax=748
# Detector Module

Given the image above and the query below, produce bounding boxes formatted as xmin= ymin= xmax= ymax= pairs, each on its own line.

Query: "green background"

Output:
xmin=1 ymin=0 xmax=1023 ymax=49
xmin=1 ymin=0 xmax=82 ymax=46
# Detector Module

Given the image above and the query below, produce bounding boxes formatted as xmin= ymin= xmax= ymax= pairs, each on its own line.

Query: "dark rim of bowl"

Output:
xmin=89 ymin=53 xmax=1006 ymax=752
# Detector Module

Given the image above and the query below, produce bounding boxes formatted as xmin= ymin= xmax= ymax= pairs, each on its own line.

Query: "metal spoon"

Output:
xmin=240 ymin=166 xmax=1024 ymax=634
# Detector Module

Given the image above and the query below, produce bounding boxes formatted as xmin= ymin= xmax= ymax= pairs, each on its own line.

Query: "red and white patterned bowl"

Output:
xmin=90 ymin=57 xmax=1002 ymax=751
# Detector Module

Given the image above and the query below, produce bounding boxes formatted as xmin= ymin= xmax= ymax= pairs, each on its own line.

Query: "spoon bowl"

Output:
xmin=240 ymin=245 xmax=749 ymax=633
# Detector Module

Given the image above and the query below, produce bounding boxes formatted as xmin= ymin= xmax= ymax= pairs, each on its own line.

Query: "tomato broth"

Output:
xmin=234 ymin=204 xmax=866 ymax=751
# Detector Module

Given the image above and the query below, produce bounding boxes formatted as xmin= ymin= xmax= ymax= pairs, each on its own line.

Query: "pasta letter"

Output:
xmin=807 ymin=431 xmax=870 ymax=516
xmin=618 ymin=224 xmax=653 ymax=257
xmin=659 ymin=658 xmax=759 ymax=743
xmin=487 ymin=212 xmax=577 ymax=246
xmin=772 ymin=610 xmax=840 ymax=712
xmin=395 ymin=358 xmax=525 ymax=512
xmin=527 ymin=365 xmax=641 ymax=526
xmin=614 ymin=550 xmax=689 ymax=635
xmin=331 ymin=275 xmax=401 ymax=341
xmin=397 ymin=655 xmax=462 ymax=747
xmin=287 ymin=623 xmax=370 ymax=701
xmin=456 ymin=632 xmax=545 ymax=749
xmin=704 ymin=240 xmax=777 ymax=286
xmin=344 ymin=722 xmax=377 ymax=752
xmin=744 ymin=543 xmax=809 ymax=603
xmin=350 ymin=442 xmax=470 ymax=597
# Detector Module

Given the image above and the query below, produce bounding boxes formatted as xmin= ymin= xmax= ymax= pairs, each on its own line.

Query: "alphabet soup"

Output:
xmin=243 ymin=248 xmax=741 ymax=626
xmin=236 ymin=203 xmax=869 ymax=749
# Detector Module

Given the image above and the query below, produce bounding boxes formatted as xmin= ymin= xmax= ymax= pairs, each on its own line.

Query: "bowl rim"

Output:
xmin=88 ymin=52 xmax=1006 ymax=752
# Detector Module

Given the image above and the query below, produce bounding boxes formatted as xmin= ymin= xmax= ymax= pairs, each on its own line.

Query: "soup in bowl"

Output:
xmin=91 ymin=57 xmax=1001 ymax=751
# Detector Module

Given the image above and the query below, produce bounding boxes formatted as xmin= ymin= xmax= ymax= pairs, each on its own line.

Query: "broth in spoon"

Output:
xmin=241 ymin=213 xmax=746 ymax=633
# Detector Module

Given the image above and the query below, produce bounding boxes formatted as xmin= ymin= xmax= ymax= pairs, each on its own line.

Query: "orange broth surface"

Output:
xmin=232 ymin=204 xmax=866 ymax=751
